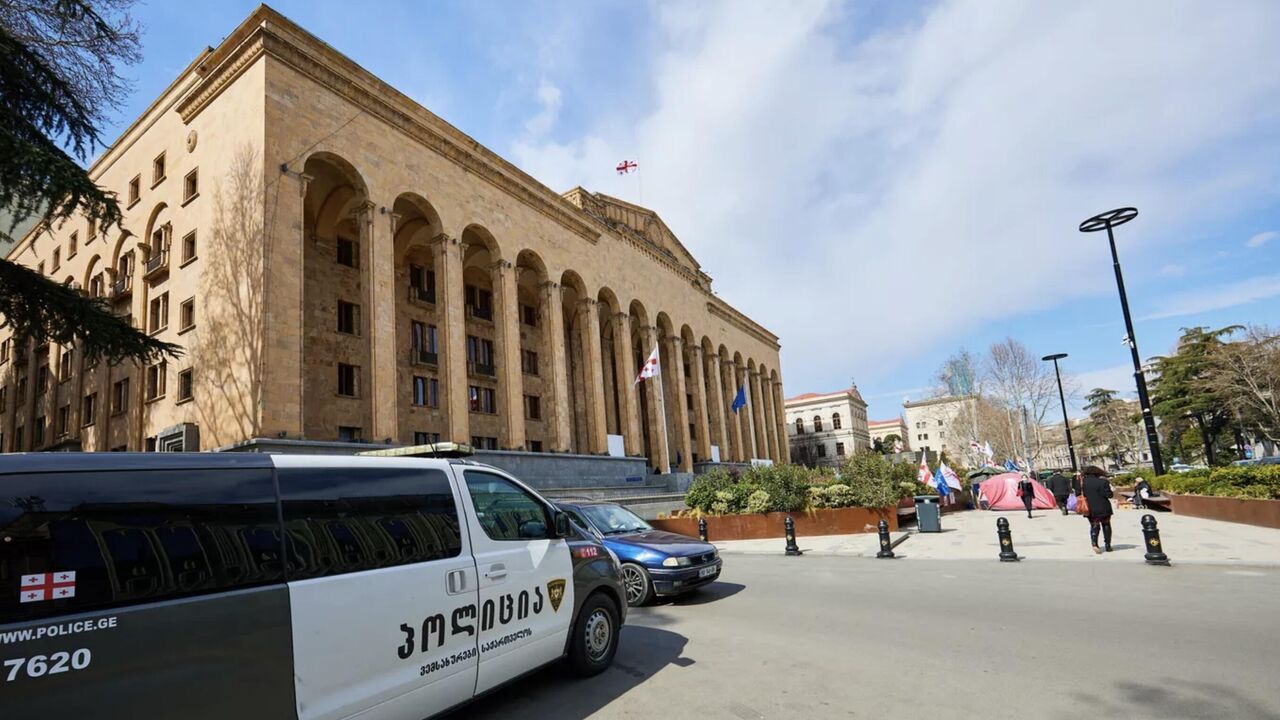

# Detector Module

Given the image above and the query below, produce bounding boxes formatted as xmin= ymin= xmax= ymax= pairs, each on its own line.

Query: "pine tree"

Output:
xmin=0 ymin=0 xmax=177 ymax=363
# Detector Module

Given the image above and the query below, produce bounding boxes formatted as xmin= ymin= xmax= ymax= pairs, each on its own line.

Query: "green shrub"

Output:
xmin=685 ymin=469 xmax=735 ymax=512
xmin=740 ymin=463 xmax=814 ymax=512
xmin=745 ymin=490 xmax=772 ymax=514
xmin=1152 ymin=465 xmax=1280 ymax=499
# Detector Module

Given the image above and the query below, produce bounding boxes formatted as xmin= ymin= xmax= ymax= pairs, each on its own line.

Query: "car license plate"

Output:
xmin=698 ymin=565 xmax=717 ymax=578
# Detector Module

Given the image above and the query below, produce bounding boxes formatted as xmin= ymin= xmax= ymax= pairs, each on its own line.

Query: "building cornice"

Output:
xmin=176 ymin=8 xmax=601 ymax=246
xmin=707 ymin=300 xmax=779 ymax=350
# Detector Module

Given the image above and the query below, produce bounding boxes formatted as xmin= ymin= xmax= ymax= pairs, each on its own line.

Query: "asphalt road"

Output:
xmin=455 ymin=556 xmax=1280 ymax=719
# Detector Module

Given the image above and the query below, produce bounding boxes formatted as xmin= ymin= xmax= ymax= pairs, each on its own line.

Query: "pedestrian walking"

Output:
xmin=1017 ymin=475 xmax=1035 ymax=518
xmin=1075 ymin=466 xmax=1115 ymax=554
xmin=1047 ymin=471 xmax=1072 ymax=515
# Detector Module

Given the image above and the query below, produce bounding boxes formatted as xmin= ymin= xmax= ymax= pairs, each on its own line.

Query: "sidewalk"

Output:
xmin=713 ymin=507 xmax=1280 ymax=566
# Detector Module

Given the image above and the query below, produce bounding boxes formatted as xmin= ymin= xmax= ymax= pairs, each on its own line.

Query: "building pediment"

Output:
xmin=562 ymin=188 xmax=704 ymax=277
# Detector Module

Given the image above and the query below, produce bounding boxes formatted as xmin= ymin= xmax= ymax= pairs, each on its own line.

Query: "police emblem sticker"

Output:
xmin=547 ymin=579 xmax=566 ymax=613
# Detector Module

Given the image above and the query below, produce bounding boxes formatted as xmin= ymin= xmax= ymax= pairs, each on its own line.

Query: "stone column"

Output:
xmin=740 ymin=365 xmax=758 ymax=460
xmin=705 ymin=351 xmax=728 ymax=463
xmin=432 ymin=233 xmax=469 ymax=444
xmin=612 ymin=313 xmax=642 ymax=456
xmin=541 ymin=281 xmax=571 ymax=451
xmin=364 ymin=202 xmax=398 ymax=442
xmin=492 ymin=259 xmax=524 ymax=450
xmin=641 ymin=325 xmax=670 ymax=473
xmin=723 ymin=359 xmax=744 ymax=462
xmin=666 ymin=336 xmax=693 ymax=472
xmin=688 ymin=345 xmax=712 ymax=463
xmin=773 ymin=378 xmax=788 ymax=463
xmin=579 ymin=298 xmax=608 ymax=454
xmin=758 ymin=375 xmax=777 ymax=462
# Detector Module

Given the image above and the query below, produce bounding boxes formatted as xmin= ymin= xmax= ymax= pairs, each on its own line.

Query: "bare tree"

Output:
xmin=984 ymin=338 xmax=1058 ymax=463
xmin=1201 ymin=326 xmax=1280 ymax=444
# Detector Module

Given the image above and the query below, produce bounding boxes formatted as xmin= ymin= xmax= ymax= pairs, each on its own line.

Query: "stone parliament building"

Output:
xmin=0 ymin=6 xmax=787 ymax=474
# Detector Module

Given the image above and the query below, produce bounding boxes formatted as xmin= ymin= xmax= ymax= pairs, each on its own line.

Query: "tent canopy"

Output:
xmin=977 ymin=472 xmax=1057 ymax=510
xmin=967 ymin=465 xmax=1006 ymax=480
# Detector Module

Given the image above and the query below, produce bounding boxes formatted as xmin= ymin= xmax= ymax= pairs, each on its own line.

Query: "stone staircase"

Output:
xmin=539 ymin=477 xmax=690 ymax=520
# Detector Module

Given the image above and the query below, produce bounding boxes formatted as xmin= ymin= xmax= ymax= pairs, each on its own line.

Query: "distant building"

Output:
xmin=867 ymin=417 xmax=909 ymax=451
xmin=902 ymin=395 xmax=975 ymax=460
xmin=785 ymin=386 xmax=870 ymax=467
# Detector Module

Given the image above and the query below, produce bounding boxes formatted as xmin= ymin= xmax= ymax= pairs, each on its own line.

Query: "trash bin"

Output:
xmin=915 ymin=495 xmax=942 ymax=532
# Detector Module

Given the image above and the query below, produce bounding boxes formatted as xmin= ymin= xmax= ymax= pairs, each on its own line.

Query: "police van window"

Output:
xmin=464 ymin=472 xmax=552 ymax=541
xmin=277 ymin=467 xmax=462 ymax=580
xmin=0 ymin=469 xmax=283 ymax=625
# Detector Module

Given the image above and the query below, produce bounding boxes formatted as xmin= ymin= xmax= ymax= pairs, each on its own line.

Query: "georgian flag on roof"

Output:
xmin=634 ymin=345 xmax=660 ymax=385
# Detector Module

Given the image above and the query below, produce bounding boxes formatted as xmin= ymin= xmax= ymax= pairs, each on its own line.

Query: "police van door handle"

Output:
xmin=484 ymin=563 xmax=507 ymax=581
xmin=446 ymin=569 xmax=469 ymax=595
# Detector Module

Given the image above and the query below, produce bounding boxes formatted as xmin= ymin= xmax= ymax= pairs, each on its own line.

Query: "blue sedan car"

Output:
xmin=558 ymin=501 xmax=722 ymax=607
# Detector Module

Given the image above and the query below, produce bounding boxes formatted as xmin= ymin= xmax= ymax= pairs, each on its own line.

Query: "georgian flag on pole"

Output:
xmin=634 ymin=345 xmax=660 ymax=384
xmin=918 ymin=452 xmax=932 ymax=486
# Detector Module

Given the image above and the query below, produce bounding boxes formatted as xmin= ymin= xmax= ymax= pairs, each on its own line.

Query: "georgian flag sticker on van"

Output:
xmin=547 ymin=579 xmax=566 ymax=613
xmin=19 ymin=572 xmax=76 ymax=603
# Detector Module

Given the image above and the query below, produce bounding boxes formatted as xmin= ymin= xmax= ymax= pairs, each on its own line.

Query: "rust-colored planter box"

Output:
xmin=649 ymin=506 xmax=897 ymax=541
xmin=1170 ymin=494 xmax=1280 ymax=529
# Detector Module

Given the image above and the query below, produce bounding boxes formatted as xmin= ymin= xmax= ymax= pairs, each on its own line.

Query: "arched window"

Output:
xmin=832 ymin=412 xmax=842 ymax=430
xmin=813 ymin=415 xmax=823 ymax=432
xmin=795 ymin=418 xmax=804 ymax=434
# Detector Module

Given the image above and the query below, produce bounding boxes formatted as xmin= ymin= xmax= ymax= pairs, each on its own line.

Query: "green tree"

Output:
xmin=0 ymin=0 xmax=176 ymax=363
xmin=1080 ymin=388 xmax=1141 ymax=468
xmin=1148 ymin=326 xmax=1239 ymax=465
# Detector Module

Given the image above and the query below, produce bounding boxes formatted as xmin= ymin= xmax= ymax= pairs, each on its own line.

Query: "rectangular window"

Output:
xmin=35 ymin=365 xmax=49 ymax=395
xmin=0 ymin=467 xmax=284 ymax=623
xmin=181 ymin=230 xmax=196 ymax=263
xmin=57 ymin=404 xmax=70 ymax=436
xmin=52 ymin=247 xmax=60 ymax=271
xmin=128 ymin=175 xmax=140 ymax=205
xmin=468 ymin=385 xmax=496 ymax=414
xmin=13 ymin=426 xmax=23 ymax=452
xmin=146 ymin=362 xmax=167 ymax=401
xmin=81 ymin=393 xmax=96 ymax=426
xmin=337 ymin=363 xmax=358 ymax=397
xmin=336 ymin=300 xmax=359 ymax=335
xmin=182 ymin=168 xmax=199 ymax=202
xmin=469 ymin=437 xmax=499 ymax=451
xmin=467 ymin=336 xmax=495 ymax=376
xmin=337 ymin=425 xmax=362 ymax=442
xmin=410 ymin=321 xmax=439 ymax=357
xmin=177 ymin=368 xmax=193 ymax=402
xmin=33 ymin=416 xmax=45 ymax=447
xmin=149 ymin=292 xmax=169 ymax=333
xmin=817 ymin=444 xmax=827 ymax=458
xmin=412 ymin=376 xmax=428 ymax=407
xmin=463 ymin=471 xmax=549 ymax=541
xmin=409 ymin=264 xmax=435 ymax=302
xmin=521 ymin=348 xmax=539 ymax=375
xmin=179 ymin=298 xmax=195 ymax=331
xmin=525 ymin=394 xmax=541 ymax=420
xmin=464 ymin=284 xmax=493 ymax=320
xmin=0 ymin=386 xmax=6 ymax=412
xmin=152 ymin=152 xmax=166 ymax=185
xmin=529 ymin=440 xmax=543 ymax=453
xmin=277 ymin=466 xmax=462 ymax=579
xmin=59 ymin=348 xmax=73 ymax=381
xmin=68 ymin=231 xmax=78 ymax=257
xmin=336 ymin=237 xmax=357 ymax=267
xmin=1 ymin=338 xmax=9 ymax=364
xmin=836 ymin=442 xmax=846 ymax=456
xmin=112 ymin=378 xmax=131 ymax=414
xmin=520 ymin=303 xmax=537 ymax=327
xmin=413 ymin=431 xmax=441 ymax=445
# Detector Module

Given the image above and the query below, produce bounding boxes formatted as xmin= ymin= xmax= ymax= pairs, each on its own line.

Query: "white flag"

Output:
xmin=634 ymin=345 xmax=660 ymax=384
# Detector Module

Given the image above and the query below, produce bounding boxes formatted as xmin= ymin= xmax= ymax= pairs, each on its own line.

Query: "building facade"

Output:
xmin=902 ymin=395 xmax=975 ymax=461
xmin=784 ymin=386 xmax=870 ymax=467
xmin=0 ymin=6 xmax=787 ymax=471
xmin=867 ymin=417 xmax=910 ymax=451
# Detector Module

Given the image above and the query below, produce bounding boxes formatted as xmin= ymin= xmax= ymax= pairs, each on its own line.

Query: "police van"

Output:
xmin=0 ymin=447 xmax=626 ymax=718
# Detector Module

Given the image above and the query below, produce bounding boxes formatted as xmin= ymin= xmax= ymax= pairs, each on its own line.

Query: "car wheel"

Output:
xmin=620 ymin=563 xmax=654 ymax=607
xmin=567 ymin=592 xmax=619 ymax=677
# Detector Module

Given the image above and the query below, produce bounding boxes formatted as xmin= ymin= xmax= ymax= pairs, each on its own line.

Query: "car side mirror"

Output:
xmin=552 ymin=510 xmax=572 ymax=539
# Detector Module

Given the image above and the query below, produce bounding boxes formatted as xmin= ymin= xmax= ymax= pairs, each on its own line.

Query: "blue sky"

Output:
xmin=99 ymin=1 xmax=1280 ymax=422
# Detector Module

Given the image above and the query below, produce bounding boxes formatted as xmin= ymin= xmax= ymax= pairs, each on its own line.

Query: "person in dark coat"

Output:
xmin=1076 ymin=466 xmax=1115 ymax=553
xmin=1047 ymin=472 xmax=1072 ymax=515
xmin=1017 ymin=475 xmax=1035 ymax=518
xmin=1132 ymin=477 xmax=1153 ymax=509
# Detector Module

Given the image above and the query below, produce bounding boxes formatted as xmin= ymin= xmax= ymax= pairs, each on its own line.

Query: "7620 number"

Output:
xmin=4 ymin=649 xmax=92 ymax=682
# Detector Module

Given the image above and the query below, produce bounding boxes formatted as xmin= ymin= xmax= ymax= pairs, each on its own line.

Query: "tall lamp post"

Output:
xmin=1079 ymin=207 xmax=1166 ymax=475
xmin=1042 ymin=353 xmax=1077 ymax=472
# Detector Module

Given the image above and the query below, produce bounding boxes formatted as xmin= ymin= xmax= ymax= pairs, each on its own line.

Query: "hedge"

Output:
xmin=1149 ymin=465 xmax=1280 ymax=500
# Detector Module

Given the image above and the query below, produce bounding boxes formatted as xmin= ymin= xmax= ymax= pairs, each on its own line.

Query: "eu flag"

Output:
xmin=731 ymin=385 xmax=747 ymax=414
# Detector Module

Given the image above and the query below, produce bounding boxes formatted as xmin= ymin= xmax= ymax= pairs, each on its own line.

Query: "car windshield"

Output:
xmin=582 ymin=504 xmax=651 ymax=535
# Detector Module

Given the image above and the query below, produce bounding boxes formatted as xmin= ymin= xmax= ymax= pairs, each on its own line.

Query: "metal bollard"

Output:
xmin=876 ymin=519 xmax=895 ymax=559
xmin=997 ymin=517 xmax=1020 ymax=562
xmin=784 ymin=516 xmax=803 ymax=556
xmin=1141 ymin=514 xmax=1170 ymax=566
xmin=698 ymin=517 xmax=708 ymax=543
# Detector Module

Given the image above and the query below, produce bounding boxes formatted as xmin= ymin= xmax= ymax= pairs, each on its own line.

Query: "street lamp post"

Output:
xmin=1042 ymin=352 xmax=1077 ymax=472
xmin=1079 ymin=207 xmax=1166 ymax=475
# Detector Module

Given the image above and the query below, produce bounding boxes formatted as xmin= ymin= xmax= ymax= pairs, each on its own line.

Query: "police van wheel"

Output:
xmin=620 ymin=563 xmax=654 ymax=607
xmin=568 ymin=593 xmax=619 ymax=677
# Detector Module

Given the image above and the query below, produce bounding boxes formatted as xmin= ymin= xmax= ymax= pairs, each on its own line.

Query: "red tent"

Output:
xmin=977 ymin=472 xmax=1057 ymax=510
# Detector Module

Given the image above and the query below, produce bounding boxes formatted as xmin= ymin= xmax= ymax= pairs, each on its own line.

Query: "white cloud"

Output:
xmin=1247 ymin=231 xmax=1277 ymax=248
xmin=522 ymin=80 xmax=563 ymax=139
xmin=1158 ymin=263 xmax=1186 ymax=277
xmin=510 ymin=0 xmax=1280 ymax=393
xmin=1143 ymin=273 xmax=1280 ymax=320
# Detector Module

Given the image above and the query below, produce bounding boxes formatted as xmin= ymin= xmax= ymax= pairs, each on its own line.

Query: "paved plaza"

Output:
xmin=457 ymin=555 xmax=1280 ymax=719
xmin=712 ymin=508 xmax=1280 ymax=566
